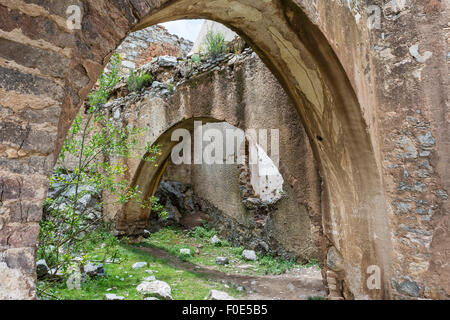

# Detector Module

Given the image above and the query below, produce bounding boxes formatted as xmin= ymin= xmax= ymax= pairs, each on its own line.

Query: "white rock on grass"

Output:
xmin=242 ymin=250 xmax=257 ymax=261
xmin=136 ymin=280 xmax=172 ymax=300
xmin=104 ymin=293 xmax=125 ymax=300
xmin=215 ymin=257 xmax=229 ymax=265
xmin=180 ymin=248 xmax=191 ymax=255
xmin=132 ymin=262 xmax=148 ymax=269
xmin=208 ymin=290 xmax=235 ymax=300
xmin=210 ymin=235 xmax=221 ymax=245
xmin=144 ymin=275 xmax=156 ymax=281
xmin=144 ymin=297 xmax=159 ymax=300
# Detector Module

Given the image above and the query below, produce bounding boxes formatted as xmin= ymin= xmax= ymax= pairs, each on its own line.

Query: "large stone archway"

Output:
xmin=97 ymin=52 xmax=323 ymax=268
xmin=0 ymin=0 xmax=448 ymax=300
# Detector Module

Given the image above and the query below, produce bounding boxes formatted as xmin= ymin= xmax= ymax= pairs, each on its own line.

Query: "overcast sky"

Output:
xmin=160 ymin=19 xmax=205 ymax=42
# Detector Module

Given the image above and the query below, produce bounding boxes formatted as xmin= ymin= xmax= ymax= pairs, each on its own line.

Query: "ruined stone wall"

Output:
xmin=159 ymin=127 xmax=318 ymax=261
xmin=104 ymin=51 xmax=322 ymax=262
xmin=110 ymin=25 xmax=193 ymax=75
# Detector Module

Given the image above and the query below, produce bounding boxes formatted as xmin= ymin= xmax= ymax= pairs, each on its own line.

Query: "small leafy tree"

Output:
xmin=38 ymin=52 xmax=166 ymax=279
xmin=204 ymin=31 xmax=227 ymax=58
xmin=127 ymin=69 xmax=152 ymax=92
xmin=191 ymin=54 xmax=200 ymax=63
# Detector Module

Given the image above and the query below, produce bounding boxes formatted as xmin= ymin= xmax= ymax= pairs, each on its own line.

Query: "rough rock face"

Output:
xmin=0 ymin=0 xmax=448 ymax=300
xmin=147 ymin=181 xmax=201 ymax=231
xmin=44 ymin=172 xmax=102 ymax=222
xmin=108 ymin=25 xmax=193 ymax=76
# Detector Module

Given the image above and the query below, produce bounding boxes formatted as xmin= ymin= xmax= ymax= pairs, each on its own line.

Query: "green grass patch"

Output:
xmin=37 ymin=243 xmax=240 ymax=300
xmin=38 ymin=226 xmax=318 ymax=300
xmin=141 ymin=226 xmax=307 ymax=276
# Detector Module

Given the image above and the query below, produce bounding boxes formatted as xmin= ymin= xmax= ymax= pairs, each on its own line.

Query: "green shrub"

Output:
xmin=257 ymin=255 xmax=297 ymax=275
xmin=304 ymin=258 xmax=320 ymax=268
xmin=204 ymin=31 xmax=227 ymax=58
xmin=191 ymin=54 xmax=200 ymax=63
xmin=38 ymin=52 xmax=164 ymax=283
xmin=187 ymin=225 xmax=216 ymax=239
xmin=220 ymin=239 xmax=231 ymax=247
xmin=127 ymin=69 xmax=152 ymax=92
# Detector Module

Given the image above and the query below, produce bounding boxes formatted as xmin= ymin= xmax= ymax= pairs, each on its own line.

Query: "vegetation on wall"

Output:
xmin=204 ymin=31 xmax=227 ymax=58
xmin=38 ymin=53 xmax=165 ymax=289
xmin=127 ymin=69 xmax=152 ymax=92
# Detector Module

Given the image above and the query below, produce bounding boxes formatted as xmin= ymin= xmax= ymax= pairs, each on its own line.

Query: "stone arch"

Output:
xmin=115 ymin=1 xmax=393 ymax=300
xmin=3 ymin=0 xmax=447 ymax=300
xmin=0 ymin=0 xmax=390 ymax=300
xmin=106 ymin=52 xmax=323 ymax=265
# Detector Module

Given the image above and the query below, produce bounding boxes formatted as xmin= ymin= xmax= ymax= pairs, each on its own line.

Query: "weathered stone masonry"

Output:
xmin=0 ymin=0 xmax=448 ymax=300
xmin=110 ymin=25 xmax=193 ymax=75
xmin=100 ymin=51 xmax=322 ymax=263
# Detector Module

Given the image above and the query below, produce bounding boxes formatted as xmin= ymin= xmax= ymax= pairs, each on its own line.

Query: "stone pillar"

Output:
xmin=0 ymin=0 xmax=161 ymax=299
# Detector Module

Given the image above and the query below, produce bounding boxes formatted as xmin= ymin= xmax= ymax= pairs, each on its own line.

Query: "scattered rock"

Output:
xmin=136 ymin=280 xmax=172 ymax=300
xmin=144 ymin=275 xmax=156 ymax=281
xmin=104 ymin=293 xmax=125 ymax=300
xmin=158 ymin=56 xmax=177 ymax=67
xmin=210 ymin=235 xmax=221 ymax=245
xmin=216 ymin=257 xmax=229 ymax=265
xmin=417 ymin=132 xmax=435 ymax=148
xmin=242 ymin=250 xmax=257 ymax=261
xmin=395 ymin=278 xmax=421 ymax=297
xmin=144 ymin=297 xmax=159 ymax=300
xmin=132 ymin=262 xmax=148 ymax=269
xmin=152 ymin=81 xmax=164 ymax=89
xmin=84 ymin=263 xmax=106 ymax=277
xmin=180 ymin=248 xmax=191 ymax=255
xmin=327 ymin=247 xmax=344 ymax=272
xmin=208 ymin=290 xmax=235 ymax=300
xmin=409 ymin=44 xmax=433 ymax=63
xmin=36 ymin=259 xmax=49 ymax=279
xmin=143 ymin=230 xmax=151 ymax=238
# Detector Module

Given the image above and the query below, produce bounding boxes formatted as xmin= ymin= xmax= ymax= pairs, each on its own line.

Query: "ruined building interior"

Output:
xmin=0 ymin=0 xmax=448 ymax=301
